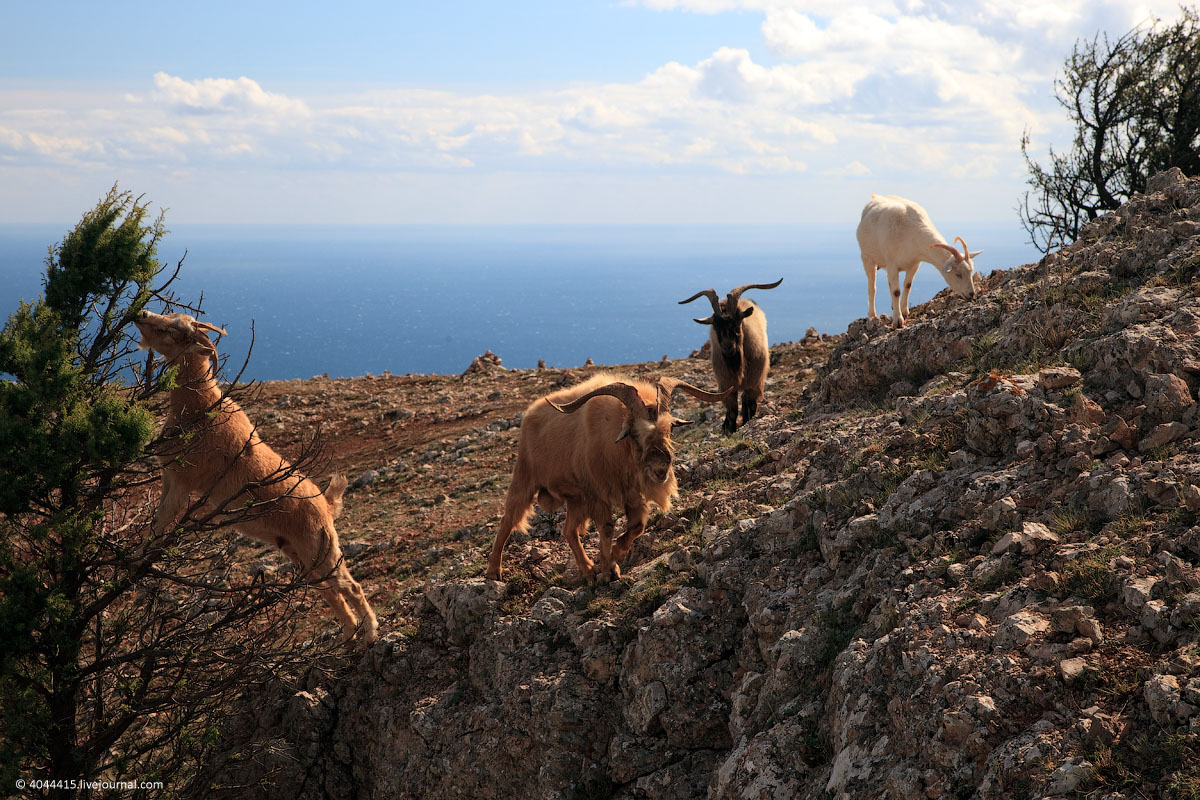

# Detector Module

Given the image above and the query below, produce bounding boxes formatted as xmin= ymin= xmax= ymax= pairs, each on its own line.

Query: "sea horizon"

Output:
xmin=1 ymin=222 xmax=1042 ymax=382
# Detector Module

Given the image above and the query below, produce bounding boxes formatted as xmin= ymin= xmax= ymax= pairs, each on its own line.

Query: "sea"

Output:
xmin=0 ymin=223 xmax=1041 ymax=382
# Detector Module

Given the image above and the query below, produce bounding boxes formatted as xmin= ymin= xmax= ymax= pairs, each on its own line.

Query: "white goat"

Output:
xmin=856 ymin=194 xmax=982 ymax=328
xmin=134 ymin=310 xmax=379 ymax=648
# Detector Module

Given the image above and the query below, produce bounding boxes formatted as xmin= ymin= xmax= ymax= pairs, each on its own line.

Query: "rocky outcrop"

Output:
xmin=204 ymin=170 xmax=1200 ymax=798
xmin=463 ymin=349 xmax=505 ymax=375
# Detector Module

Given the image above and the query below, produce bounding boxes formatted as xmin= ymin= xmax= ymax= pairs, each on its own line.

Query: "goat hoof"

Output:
xmin=343 ymin=626 xmax=379 ymax=653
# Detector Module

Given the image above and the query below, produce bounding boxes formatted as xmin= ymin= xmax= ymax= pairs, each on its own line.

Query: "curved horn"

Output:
xmin=678 ymin=289 xmax=722 ymax=316
xmin=954 ymin=236 xmax=971 ymax=258
xmin=193 ymin=320 xmax=228 ymax=337
xmin=185 ymin=318 xmax=225 ymax=377
xmin=928 ymin=242 xmax=963 ymax=260
xmin=548 ymin=381 xmax=650 ymax=420
xmin=727 ymin=278 xmax=784 ymax=302
xmin=656 ymin=377 xmax=734 ymax=412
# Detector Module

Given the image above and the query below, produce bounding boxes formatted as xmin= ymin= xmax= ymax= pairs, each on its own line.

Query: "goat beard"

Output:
xmin=721 ymin=349 xmax=745 ymax=385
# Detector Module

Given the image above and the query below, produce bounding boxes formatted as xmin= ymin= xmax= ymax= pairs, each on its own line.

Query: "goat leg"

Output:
xmin=337 ymin=568 xmax=379 ymax=648
xmin=594 ymin=510 xmax=619 ymax=584
xmin=611 ymin=504 xmax=647 ymax=566
xmin=721 ymin=390 xmax=739 ymax=434
xmin=863 ymin=258 xmax=878 ymax=318
xmin=886 ymin=265 xmax=906 ymax=328
xmin=561 ymin=501 xmax=595 ymax=583
xmin=152 ymin=471 xmax=191 ymax=535
xmin=313 ymin=579 xmax=360 ymax=647
xmin=741 ymin=391 xmax=758 ymax=426
xmin=487 ymin=486 xmax=535 ymax=580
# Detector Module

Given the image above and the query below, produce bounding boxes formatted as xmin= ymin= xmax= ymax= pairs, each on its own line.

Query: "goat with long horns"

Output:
xmin=486 ymin=373 xmax=730 ymax=584
xmin=679 ymin=279 xmax=782 ymax=433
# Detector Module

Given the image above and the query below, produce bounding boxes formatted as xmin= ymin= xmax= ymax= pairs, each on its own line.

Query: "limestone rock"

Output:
xmin=1144 ymin=372 xmax=1193 ymax=423
xmin=1038 ymin=366 xmax=1082 ymax=390
xmin=196 ymin=172 xmax=1200 ymax=800
xmin=462 ymin=349 xmax=505 ymax=375
xmin=994 ymin=611 xmax=1050 ymax=651
xmin=425 ymin=578 xmax=504 ymax=644
xmin=1139 ymin=420 xmax=1189 ymax=452
xmin=1145 ymin=674 xmax=1182 ymax=725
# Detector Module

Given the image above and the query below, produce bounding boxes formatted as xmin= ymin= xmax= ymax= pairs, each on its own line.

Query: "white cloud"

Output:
xmin=26 ymin=132 xmax=105 ymax=160
xmin=627 ymin=0 xmax=903 ymax=14
xmin=0 ymin=127 xmax=25 ymax=151
xmin=786 ymin=117 xmax=836 ymax=144
xmin=3 ymin=1 xmax=1191 ymax=222
xmin=152 ymin=72 xmax=311 ymax=118
xmin=825 ymin=160 xmax=871 ymax=176
xmin=0 ymin=49 xmax=1042 ymax=190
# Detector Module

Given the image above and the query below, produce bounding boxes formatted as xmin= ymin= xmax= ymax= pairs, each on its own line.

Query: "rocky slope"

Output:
xmin=204 ymin=169 xmax=1200 ymax=799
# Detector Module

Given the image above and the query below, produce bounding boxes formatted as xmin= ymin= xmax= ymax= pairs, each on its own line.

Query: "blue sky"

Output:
xmin=0 ymin=1 xmax=1188 ymax=226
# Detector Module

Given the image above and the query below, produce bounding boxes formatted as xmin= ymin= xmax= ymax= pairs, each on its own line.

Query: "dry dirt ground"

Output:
xmin=225 ymin=335 xmax=834 ymax=637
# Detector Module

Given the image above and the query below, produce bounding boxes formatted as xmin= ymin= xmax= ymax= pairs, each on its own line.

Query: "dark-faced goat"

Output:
xmin=485 ymin=373 xmax=729 ymax=584
xmin=679 ymin=279 xmax=782 ymax=433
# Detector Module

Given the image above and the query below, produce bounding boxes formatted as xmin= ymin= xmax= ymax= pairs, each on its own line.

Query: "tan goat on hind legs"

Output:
xmin=134 ymin=310 xmax=379 ymax=648
xmin=486 ymin=373 xmax=730 ymax=584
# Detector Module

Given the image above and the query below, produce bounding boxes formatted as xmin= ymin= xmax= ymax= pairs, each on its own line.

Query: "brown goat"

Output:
xmin=134 ymin=310 xmax=379 ymax=648
xmin=485 ymin=372 xmax=729 ymax=583
xmin=679 ymin=279 xmax=782 ymax=433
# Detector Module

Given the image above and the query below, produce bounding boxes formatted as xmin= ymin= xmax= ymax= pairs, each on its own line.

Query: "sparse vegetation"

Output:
xmin=976 ymin=560 xmax=1023 ymax=592
xmin=1086 ymin=732 xmax=1200 ymax=800
xmin=578 ymin=562 xmax=696 ymax=624
xmin=1049 ymin=500 xmax=1093 ymax=537
xmin=1060 ymin=546 xmax=1126 ymax=601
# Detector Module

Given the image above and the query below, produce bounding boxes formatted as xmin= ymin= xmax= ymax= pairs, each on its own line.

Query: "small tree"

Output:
xmin=1020 ymin=6 xmax=1200 ymax=251
xmin=0 ymin=187 xmax=333 ymax=797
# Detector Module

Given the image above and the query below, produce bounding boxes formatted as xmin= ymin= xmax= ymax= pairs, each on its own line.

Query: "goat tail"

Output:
xmin=325 ymin=474 xmax=349 ymax=519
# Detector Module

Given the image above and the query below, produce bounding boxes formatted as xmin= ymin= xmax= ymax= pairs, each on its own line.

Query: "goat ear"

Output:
xmin=693 ymin=316 xmax=713 ymax=325
xmin=968 ymin=249 xmax=984 ymax=260
xmin=192 ymin=335 xmax=218 ymax=357
xmin=740 ymin=305 xmax=755 ymax=319
xmin=189 ymin=333 xmax=218 ymax=355
xmin=188 ymin=334 xmax=220 ymax=376
xmin=614 ymin=421 xmax=631 ymax=443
